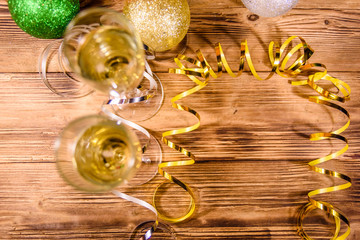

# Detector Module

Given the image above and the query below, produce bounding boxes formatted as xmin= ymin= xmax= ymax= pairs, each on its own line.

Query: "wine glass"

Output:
xmin=56 ymin=115 xmax=142 ymax=192
xmin=56 ymin=114 xmax=163 ymax=238
xmin=40 ymin=7 xmax=164 ymax=122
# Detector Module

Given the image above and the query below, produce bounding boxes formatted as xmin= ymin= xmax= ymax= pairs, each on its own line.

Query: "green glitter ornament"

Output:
xmin=8 ymin=0 xmax=80 ymax=39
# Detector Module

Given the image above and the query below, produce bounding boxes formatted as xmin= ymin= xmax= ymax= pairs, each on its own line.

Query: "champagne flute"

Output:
xmin=62 ymin=7 xmax=164 ymax=122
xmin=56 ymin=115 xmax=164 ymax=238
xmin=56 ymin=115 xmax=142 ymax=192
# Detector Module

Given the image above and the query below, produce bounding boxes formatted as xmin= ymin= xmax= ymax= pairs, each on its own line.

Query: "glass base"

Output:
xmin=129 ymin=134 xmax=162 ymax=186
xmin=39 ymin=40 xmax=94 ymax=98
xmin=129 ymin=221 xmax=176 ymax=240
xmin=110 ymin=72 xmax=164 ymax=122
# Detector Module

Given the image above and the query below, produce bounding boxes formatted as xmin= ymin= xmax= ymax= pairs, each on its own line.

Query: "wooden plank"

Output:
xmin=0 ymin=0 xmax=359 ymax=239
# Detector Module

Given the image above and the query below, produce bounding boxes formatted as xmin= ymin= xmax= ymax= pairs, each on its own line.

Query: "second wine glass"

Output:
xmin=56 ymin=115 xmax=142 ymax=192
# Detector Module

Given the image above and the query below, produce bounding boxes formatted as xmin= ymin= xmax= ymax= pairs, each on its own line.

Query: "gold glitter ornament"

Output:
xmin=123 ymin=0 xmax=190 ymax=52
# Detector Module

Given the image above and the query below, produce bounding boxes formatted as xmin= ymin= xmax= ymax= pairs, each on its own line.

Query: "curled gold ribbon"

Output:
xmin=167 ymin=36 xmax=352 ymax=239
xmin=153 ymin=63 xmax=209 ymax=223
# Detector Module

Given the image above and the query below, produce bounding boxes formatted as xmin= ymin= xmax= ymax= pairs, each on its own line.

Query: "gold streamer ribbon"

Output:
xmin=152 ymin=60 xmax=210 ymax=223
xmin=165 ymin=36 xmax=351 ymax=238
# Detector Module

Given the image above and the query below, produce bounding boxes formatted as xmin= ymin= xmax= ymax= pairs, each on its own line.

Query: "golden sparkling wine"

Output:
xmin=77 ymin=25 xmax=144 ymax=93
xmin=74 ymin=121 xmax=141 ymax=188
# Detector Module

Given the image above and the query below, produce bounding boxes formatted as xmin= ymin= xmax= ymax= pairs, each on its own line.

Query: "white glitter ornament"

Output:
xmin=241 ymin=0 xmax=298 ymax=17
xmin=123 ymin=0 xmax=190 ymax=52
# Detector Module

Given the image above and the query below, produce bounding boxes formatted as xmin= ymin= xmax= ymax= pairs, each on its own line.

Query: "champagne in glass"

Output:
xmin=77 ymin=25 xmax=145 ymax=94
xmin=56 ymin=115 xmax=142 ymax=192
xmin=63 ymin=8 xmax=145 ymax=96
xmin=62 ymin=8 xmax=164 ymax=122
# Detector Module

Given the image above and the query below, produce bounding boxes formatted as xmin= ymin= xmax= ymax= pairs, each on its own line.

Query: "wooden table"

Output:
xmin=1 ymin=0 xmax=359 ymax=239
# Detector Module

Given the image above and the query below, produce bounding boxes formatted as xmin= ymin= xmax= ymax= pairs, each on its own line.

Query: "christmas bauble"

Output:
xmin=8 ymin=0 xmax=80 ymax=39
xmin=241 ymin=0 xmax=298 ymax=17
xmin=123 ymin=0 xmax=190 ymax=52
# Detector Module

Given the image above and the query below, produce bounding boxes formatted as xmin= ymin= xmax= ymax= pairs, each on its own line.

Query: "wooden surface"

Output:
xmin=0 ymin=0 xmax=359 ymax=239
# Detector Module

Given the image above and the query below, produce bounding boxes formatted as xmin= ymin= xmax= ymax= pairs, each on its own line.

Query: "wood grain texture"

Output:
xmin=0 ymin=0 xmax=359 ymax=239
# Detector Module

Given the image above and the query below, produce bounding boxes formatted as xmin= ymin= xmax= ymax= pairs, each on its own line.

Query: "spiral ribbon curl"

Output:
xmin=153 ymin=60 xmax=209 ymax=223
xmin=167 ymin=36 xmax=351 ymax=239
